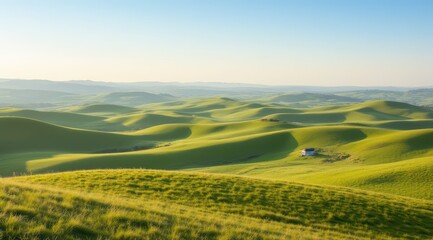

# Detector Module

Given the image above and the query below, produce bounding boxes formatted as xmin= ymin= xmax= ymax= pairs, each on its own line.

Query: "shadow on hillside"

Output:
xmin=0 ymin=152 xmax=55 ymax=177
xmin=28 ymin=132 xmax=299 ymax=174
xmin=357 ymin=107 xmax=409 ymax=120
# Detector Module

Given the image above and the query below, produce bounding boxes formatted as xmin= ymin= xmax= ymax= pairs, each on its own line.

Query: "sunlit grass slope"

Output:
xmin=269 ymin=101 xmax=433 ymax=123
xmin=15 ymin=169 xmax=433 ymax=239
xmin=259 ymin=92 xmax=361 ymax=107
xmin=0 ymin=104 xmax=209 ymax=131
xmin=25 ymin=129 xmax=293 ymax=174
xmin=106 ymin=112 xmax=212 ymax=130
xmin=292 ymin=156 xmax=433 ymax=200
xmin=24 ymin=125 xmax=433 ymax=174
xmin=0 ymin=179 xmax=325 ymax=240
xmin=1 ymin=99 xmax=432 ymax=201
xmin=4 ymin=118 xmax=430 ymax=200
xmin=0 ymin=117 xmax=152 ymax=155
xmin=357 ymin=119 xmax=433 ymax=130
xmin=66 ymin=104 xmax=138 ymax=116
xmin=267 ymin=92 xmax=360 ymax=103
xmin=0 ymin=117 xmax=157 ymax=176
xmin=339 ymin=128 xmax=433 ymax=163
xmin=3 ymin=99 xmax=431 ymax=131
xmin=145 ymin=98 xmax=433 ymax=123
xmin=0 ymin=107 xmax=121 ymax=131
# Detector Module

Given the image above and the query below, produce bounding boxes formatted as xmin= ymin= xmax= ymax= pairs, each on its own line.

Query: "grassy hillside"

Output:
xmin=1 ymin=112 xmax=431 ymax=200
xmin=0 ymin=88 xmax=78 ymax=108
xmin=363 ymin=119 xmax=433 ymax=130
xmin=0 ymin=117 xmax=152 ymax=155
xmin=147 ymin=98 xmax=433 ymax=123
xmin=14 ymin=169 xmax=433 ymax=239
xmin=0 ymin=117 xmax=156 ymax=176
xmin=66 ymin=104 xmax=138 ymax=116
xmin=106 ymin=112 xmax=211 ymax=129
xmin=269 ymin=100 xmax=433 ymax=123
xmin=52 ymin=98 xmax=433 ymax=129
xmin=291 ymin=156 xmax=433 ymax=200
xmin=0 ymin=99 xmax=431 ymax=200
xmin=335 ymin=89 xmax=433 ymax=106
xmin=21 ymin=124 xmax=432 ymax=171
xmin=0 ymin=104 xmax=205 ymax=131
xmin=24 ymin=128 xmax=293 ymax=174
xmin=1 ymin=178 xmax=329 ymax=240
xmin=0 ymin=107 xmax=121 ymax=131
xmin=261 ymin=92 xmax=361 ymax=107
xmin=1 ymin=97 xmax=432 ymax=239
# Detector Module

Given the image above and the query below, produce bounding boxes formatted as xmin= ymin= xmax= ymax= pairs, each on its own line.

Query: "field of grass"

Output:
xmin=8 ymin=169 xmax=433 ymax=239
xmin=5 ymin=123 xmax=430 ymax=200
xmin=2 ymin=178 xmax=325 ymax=240
xmin=0 ymin=98 xmax=432 ymax=238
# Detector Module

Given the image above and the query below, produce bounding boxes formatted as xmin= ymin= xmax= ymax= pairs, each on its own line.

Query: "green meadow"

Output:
xmin=0 ymin=98 xmax=432 ymax=239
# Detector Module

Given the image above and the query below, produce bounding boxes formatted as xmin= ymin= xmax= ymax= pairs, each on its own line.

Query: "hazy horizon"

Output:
xmin=1 ymin=0 xmax=432 ymax=86
xmin=2 ymin=77 xmax=433 ymax=88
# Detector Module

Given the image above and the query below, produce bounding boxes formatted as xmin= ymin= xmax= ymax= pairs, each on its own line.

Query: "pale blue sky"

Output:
xmin=0 ymin=0 xmax=432 ymax=85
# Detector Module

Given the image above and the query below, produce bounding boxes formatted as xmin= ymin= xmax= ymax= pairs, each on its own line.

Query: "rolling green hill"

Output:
xmin=0 ymin=117 xmax=153 ymax=155
xmin=1 ymin=97 xmax=432 ymax=239
xmin=6 ymin=99 xmax=430 ymax=132
xmin=8 ymin=123 xmax=430 ymax=200
xmin=269 ymin=100 xmax=433 ymax=123
xmin=145 ymin=98 xmax=433 ymax=123
xmin=0 ymin=88 xmax=78 ymax=108
xmin=1 ymin=178 xmax=325 ymax=240
xmin=105 ymin=112 xmax=212 ymax=129
xmin=261 ymin=92 xmax=361 ymax=107
xmin=0 ymin=107 xmax=116 ymax=130
xmin=335 ymin=89 xmax=433 ymax=106
xmin=0 ymin=99 xmax=432 ymax=201
xmin=66 ymin=104 xmax=139 ymax=116
xmin=11 ymin=169 xmax=433 ymax=239
xmin=0 ymin=117 xmax=156 ymax=176
xmin=362 ymin=119 xmax=433 ymax=130
xmin=0 ymin=104 xmax=204 ymax=131
xmin=291 ymin=156 xmax=433 ymax=200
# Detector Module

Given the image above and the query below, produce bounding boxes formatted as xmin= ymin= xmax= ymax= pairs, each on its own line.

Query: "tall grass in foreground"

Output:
xmin=16 ymin=169 xmax=433 ymax=239
xmin=0 ymin=180 xmax=360 ymax=240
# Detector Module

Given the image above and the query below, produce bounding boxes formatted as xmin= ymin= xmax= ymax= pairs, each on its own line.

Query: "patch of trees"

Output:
xmin=94 ymin=145 xmax=153 ymax=154
xmin=261 ymin=118 xmax=280 ymax=122
xmin=322 ymin=152 xmax=351 ymax=163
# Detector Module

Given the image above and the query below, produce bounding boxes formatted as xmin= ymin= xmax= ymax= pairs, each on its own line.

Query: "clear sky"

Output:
xmin=0 ymin=0 xmax=432 ymax=86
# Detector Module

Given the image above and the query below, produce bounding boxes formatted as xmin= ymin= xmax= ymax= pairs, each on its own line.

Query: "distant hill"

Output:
xmin=0 ymin=88 xmax=79 ymax=109
xmin=106 ymin=112 xmax=210 ymax=129
xmin=67 ymin=104 xmax=138 ymax=115
xmin=262 ymin=92 xmax=361 ymax=107
xmin=0 ymin=108 xmax=108 ymax=130
xmin=0 ymin=79 xmax=116 ymax=93
xmin=335 ymin=88 xmax=433 ymax=107
xmin=260 ymin=89 xmax=433 ymax=107
xmin=87 ymin=92 xmax=176 ymax=106
xmin=271 ymin=92 xmax=359 ymax=102
xmin=2 ymin=79 xmax=432 ymax=107
xmin=0 ymin=88 xmax=176 ymax=109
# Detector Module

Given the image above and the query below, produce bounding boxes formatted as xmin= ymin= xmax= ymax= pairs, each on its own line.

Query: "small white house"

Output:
xmin=301 ymin=148 xmax=315 ymax=157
